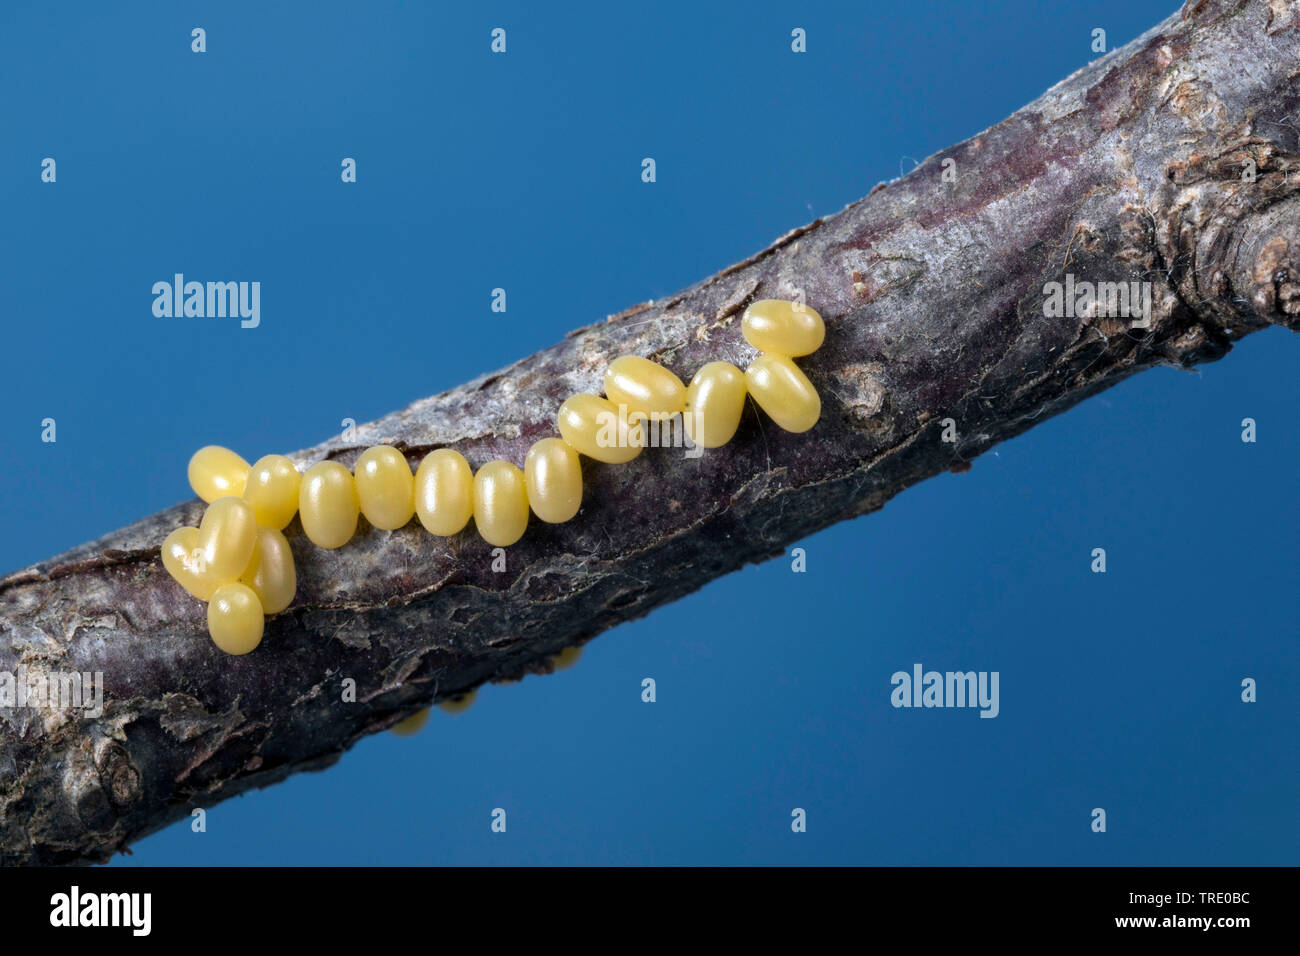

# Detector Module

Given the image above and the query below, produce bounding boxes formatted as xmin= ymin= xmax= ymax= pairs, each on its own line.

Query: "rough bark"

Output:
xmin=3 ymin=0 xmax=1298 ymax=865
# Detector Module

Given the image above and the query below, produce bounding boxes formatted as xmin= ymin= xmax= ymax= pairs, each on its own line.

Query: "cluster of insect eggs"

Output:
xmin=161 ymin=299 xmax=825 ymax=660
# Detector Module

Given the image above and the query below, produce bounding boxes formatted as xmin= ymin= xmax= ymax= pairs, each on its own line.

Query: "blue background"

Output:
xmin=1 ymin=1 xmax=1295 ymax=865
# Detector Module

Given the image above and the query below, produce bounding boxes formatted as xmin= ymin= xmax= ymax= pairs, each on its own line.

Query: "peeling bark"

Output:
xmin=2 ymin=0 xmax=1298 ymax=865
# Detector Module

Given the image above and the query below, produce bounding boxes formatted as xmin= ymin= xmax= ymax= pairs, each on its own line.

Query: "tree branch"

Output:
xmin=3 ymin=0 xmax=1298 ymax=865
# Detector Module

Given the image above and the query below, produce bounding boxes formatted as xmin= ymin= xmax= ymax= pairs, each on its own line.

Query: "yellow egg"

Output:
xmin=603 ymin=355 xmax=686 ymax=417
xmin=550 ymin=645 xmax=583 ymax=671
xmin=390 ymin=708 xmax=431 ymax=737
xmin=557 ymin=393 xmax=645 ymax=464
xmin=242 ymin=454 xmax=301 ymax=530
xmin=238 ymin=526 xmax=297 ymax=614
xmin=196 ymin=497 xmax=259 ymax=582
xmin=472 ymin=460 xmax=530 ymax=547
xmin=354 ymin=445 xmax=415 ymax=530
xmin=438 ymin=689 xmax=477 ymax=714
xmin=524 ymin=437 xmax=582 ymax=523
xmin=745 ymin=353 xmax=821 ymax=433
xmin=683 ymin=361 xmax=747 ymax=448
xmin=414 ymin=448 xmax=474 ymax=536
xmin=188 ymin=446 xmax=251 ymax=503
xmin=160 ymin=526 xmax=218 ymax=600
xmin=741 ymin=299 xmax=826 ymax=357
xmin=207 ymin=582 xmax=264 ymax=655
xmin=299 ymin=461 xmax=360 ymax=548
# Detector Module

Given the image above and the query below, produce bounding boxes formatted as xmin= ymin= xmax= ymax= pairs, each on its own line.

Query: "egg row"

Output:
xmin=164 ymin=299 xmax=826 ymax=655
